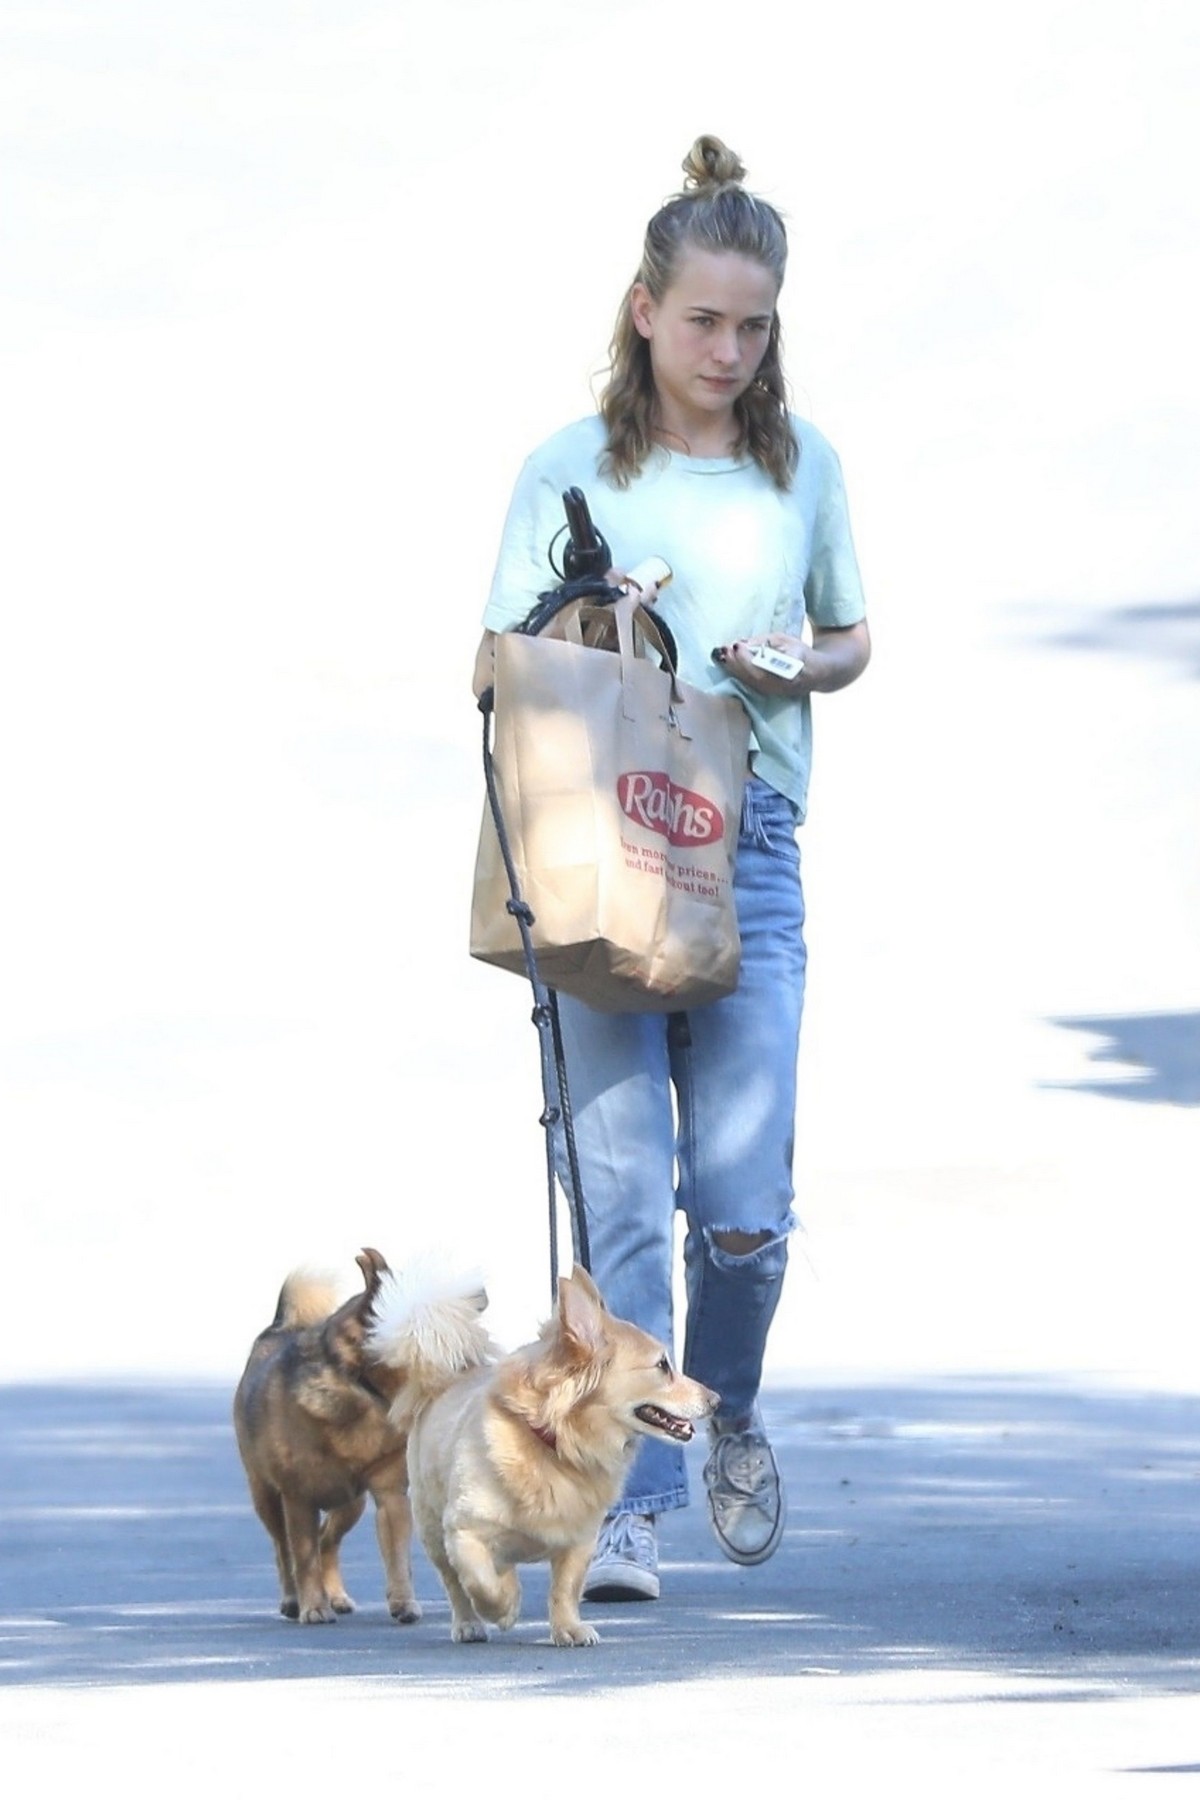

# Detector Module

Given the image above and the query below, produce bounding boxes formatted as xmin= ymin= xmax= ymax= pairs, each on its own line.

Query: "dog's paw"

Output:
xmin=298 ymin=1603 xmax=337 ymax=1624
xmin=451 ymin=1619 xmax=489 ymax=1644
xmin=330 ymin=1592 xmax=355 ymax=1615
xmin=280 ymin=1599 xmax=300 ymax=1621
xmin=551 ymin=1622 xmax=601 ymax=1648
xmin=471 ymin=1570 xmax=520 ymax=1631
xmin=389 ymin=1597 xmax=423 ymax=1625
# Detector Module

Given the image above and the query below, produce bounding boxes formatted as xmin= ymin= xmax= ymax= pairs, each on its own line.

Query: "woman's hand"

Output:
xmin=715 ymin=621 xmax=871 ymax=697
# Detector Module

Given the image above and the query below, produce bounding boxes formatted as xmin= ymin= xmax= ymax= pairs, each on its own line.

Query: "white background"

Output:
xmin=2 ymin=0 xmax=1197 ymax=1383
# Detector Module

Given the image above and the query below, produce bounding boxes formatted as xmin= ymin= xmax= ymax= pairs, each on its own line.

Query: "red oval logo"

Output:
xmin=617 ymin=771 xmax=723 ymax=847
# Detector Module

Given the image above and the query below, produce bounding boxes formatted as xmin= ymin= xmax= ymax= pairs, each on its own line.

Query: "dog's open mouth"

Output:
xmin=635 ymin=1404 xmax=694 ymax=1442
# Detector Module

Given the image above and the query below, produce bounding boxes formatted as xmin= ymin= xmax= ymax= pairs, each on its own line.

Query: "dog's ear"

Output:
xmin=321 ymin=1251 xmax=390 ymax=1368
xmin=556 ymin=1267 xmax=608 ymax=1358
xmin=356 ymin=1248 xmax=390 ymax=1299
xmin=566 ymin=1265 xmax=608 ymax=1313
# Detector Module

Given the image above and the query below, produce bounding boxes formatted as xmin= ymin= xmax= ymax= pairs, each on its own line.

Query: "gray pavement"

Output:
xmin=3 ymin=1375 xmax=1199 ymax=1792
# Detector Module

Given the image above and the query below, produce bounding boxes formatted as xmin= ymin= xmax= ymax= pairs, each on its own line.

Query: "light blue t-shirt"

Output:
xmin=482 ymin=414 xmax=866 ymax=821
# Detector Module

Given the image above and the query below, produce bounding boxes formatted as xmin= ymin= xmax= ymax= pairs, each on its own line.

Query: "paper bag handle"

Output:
xmin=611 ymin=595 xmax=691 ymax=734
xmin=557 ymin=595 xmax=690 ymax=734
xmin=556 ymin=596 xmax=672 ymax=669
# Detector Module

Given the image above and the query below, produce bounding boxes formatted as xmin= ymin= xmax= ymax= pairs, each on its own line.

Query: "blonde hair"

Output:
xmin=600 ymin=135 xmax=797 ymax=490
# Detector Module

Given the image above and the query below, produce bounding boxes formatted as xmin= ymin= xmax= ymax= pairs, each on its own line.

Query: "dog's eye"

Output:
xmin=656 ymin=1355 xmax=671 ymax=1375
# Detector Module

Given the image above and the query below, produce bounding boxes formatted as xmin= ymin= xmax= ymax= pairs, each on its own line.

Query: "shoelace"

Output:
xmin=599 ymin=1513 xmax=655 ymax=1561
xmin=709 ymin=1432 xmax=771 ymax=1499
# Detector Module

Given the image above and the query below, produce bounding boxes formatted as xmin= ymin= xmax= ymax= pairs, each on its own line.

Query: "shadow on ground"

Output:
xmin=1049 ymin=1012 xmax=1200 ymax=1106
xmin=1035 ymin=596 xmax=1200 ymax=679
xmin=2 ymin=1378 xmax=1198 ymax=1698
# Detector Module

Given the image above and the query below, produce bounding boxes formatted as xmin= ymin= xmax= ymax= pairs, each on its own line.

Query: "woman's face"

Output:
xmin=631 ymin=247 xmax=779 ymax=443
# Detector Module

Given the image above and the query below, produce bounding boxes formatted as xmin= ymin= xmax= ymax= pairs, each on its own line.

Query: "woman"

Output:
xmin=473 ymin=136 xmax=870 ymax=1601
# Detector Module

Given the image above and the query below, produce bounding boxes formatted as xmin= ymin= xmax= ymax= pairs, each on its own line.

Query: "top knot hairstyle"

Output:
xmin=600 ymin=135 xmax=797 ymax=490
xmin=679 ymin=133 xmax=748 ymax=192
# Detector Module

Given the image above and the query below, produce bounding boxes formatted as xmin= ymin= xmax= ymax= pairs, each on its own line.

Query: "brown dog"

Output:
xmin=374 ymin=1263 xmax=719 ymax=1646
xmin=233 ymin=1247 xmax=422 ymax=1625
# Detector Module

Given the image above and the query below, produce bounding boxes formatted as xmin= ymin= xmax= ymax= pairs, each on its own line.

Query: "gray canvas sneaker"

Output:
xmin=703 ymin=1407 xmax=786 ymax=1565
xmin=581 ymin=1512 xmax=660 ymax=1602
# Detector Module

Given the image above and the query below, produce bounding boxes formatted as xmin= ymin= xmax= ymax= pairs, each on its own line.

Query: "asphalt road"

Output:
xmin=3 ymin=1374 xmax=1198 ymax=1794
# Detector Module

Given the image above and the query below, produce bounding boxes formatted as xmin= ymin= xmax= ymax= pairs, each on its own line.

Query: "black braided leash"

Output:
xmin=477 ymin=622 xmax=594 ymax=1304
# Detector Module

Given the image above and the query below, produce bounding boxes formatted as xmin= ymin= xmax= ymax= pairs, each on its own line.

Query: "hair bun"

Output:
xmin=680 ymin=134 xmax=746 ymax=193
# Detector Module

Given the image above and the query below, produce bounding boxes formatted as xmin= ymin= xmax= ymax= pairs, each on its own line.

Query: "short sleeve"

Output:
xmin=481 ymin=454 xmax=569 ymax=633
xmin=803 ymin=440 xmax=867 ymax=629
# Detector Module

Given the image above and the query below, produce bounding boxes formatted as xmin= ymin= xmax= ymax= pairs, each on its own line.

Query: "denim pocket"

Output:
xmin=739 ymin=779 xmax=800 ymax=863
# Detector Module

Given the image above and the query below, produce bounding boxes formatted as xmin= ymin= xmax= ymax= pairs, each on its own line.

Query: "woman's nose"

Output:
xmin=712 ymin=327 xmax=741 ymax=365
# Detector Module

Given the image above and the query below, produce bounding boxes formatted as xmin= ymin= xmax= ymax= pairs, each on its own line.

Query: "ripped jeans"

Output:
xmin=553 ymin=776 xmax=805 ymax=1515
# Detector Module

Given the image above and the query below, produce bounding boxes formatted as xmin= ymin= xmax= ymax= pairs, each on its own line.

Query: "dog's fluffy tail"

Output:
xmin=270 ymin=1267 xmax=342 ymax=1331
xmin=367 ymin=1252 xmax=496 ymax=1430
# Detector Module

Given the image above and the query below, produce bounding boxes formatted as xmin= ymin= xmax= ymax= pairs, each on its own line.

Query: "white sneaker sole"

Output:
xmin=581 ymin=1561 xmax=660 ymax=1602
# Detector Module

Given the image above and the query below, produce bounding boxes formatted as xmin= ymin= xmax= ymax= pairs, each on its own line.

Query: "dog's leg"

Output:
xmin=548 ymin=1540 xmax=601 ymax=1648
xmin=422 ymin=1531 xmax=488 ymax=1643
xmin=372 ymin=1486 xmax=422 ymax=1624
xmin=447 ymin=1529 xmax=521 ymax=1632
xmin=318 ymin=1496 xmax=367 ymax=1613
xmin=245 ymin=1472 xmax=300 ymax=1619
xmin=281 ymin=1494 xmax=336 ymax=1623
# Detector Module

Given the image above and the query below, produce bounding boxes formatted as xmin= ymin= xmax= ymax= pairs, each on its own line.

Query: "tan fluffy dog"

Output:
xmin=370 ymin=1262 xmax=718 ymax=1647
xmin=233 ymin=1247 xmax=424 ymax=1625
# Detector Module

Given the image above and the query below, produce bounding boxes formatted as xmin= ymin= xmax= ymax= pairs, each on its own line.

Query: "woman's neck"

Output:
xmin=652 ymin=419 xmax=740 ymax=459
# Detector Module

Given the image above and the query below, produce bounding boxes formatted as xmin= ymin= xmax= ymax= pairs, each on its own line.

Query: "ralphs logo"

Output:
xmin=617 ymin=771 xmax=723 ymax=847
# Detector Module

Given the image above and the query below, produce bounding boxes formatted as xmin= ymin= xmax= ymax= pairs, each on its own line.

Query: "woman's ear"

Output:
xmin=630 ymin=282 xmax=655 ymax=341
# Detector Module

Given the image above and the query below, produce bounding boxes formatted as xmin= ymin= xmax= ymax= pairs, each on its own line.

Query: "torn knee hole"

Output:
xmin=712 ymin=1228 xmax=773 ymax=1256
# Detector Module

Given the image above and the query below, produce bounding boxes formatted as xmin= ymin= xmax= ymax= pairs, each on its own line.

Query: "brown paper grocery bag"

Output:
xmin=470 ymin=595 xmax=751 ymax=1013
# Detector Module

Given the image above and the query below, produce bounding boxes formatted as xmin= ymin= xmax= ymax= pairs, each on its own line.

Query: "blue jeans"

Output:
xmin=554 ymin=776 xmax=805 ymax=1515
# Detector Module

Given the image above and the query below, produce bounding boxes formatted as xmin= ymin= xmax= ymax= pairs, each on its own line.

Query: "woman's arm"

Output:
xmin=717 ymin=619 xmax=871 ymax=698
xmin=472 ymin=629 xmax=497 ymax=699
xmin=798 ymin=620 xmax=872 ymax=693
